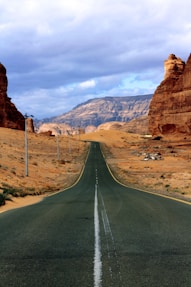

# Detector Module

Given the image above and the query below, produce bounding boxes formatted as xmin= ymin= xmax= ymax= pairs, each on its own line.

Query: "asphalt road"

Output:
xmin=0 ymin=142 xmax=191 ymax=287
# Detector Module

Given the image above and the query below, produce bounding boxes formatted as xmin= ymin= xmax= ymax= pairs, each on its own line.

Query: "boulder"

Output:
xmin=148 ymin=53 xmax=191 ymax=136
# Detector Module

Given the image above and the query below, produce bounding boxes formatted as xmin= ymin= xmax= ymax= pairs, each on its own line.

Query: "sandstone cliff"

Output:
xmin=0 ymin=63 xmax=25 ymax=130
xmin=148 ymin=53 xmax=191 ymax=136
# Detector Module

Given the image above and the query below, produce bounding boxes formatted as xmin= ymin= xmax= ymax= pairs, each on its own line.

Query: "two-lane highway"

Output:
xmin=0 ymin=142 xmax=191 ymax=286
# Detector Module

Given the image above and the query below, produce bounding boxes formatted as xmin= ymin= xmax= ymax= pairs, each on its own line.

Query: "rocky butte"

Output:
xmin=148 ymin=53 xmax=191 ymax=137
xmin=0 ymin=63 xmax=25 ymax=130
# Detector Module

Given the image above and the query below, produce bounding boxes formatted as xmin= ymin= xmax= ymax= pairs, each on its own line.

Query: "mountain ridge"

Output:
xmin=41 ymin=94 xmax=152 ymax=127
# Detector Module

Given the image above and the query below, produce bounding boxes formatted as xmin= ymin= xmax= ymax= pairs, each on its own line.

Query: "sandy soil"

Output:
xmin=0 ymin=195 xmax=45 ymax=213
xmin=0 ymin=127 xmax=89 ymax=212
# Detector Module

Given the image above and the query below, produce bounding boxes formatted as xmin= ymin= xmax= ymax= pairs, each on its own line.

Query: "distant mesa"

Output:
xmin=148 ymin=53 xmax=191 ymax=137
xmin=39 ymin=94 xmax=152 ymax=129
xmin=0 ymin=62 xmax=25 ymax=130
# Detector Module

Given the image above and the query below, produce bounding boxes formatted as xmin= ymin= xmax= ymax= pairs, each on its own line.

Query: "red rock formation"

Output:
xmin=148 ymin=53 xmax=191 ymax=136
xmin=26 ymin=117 xmax=35 ymax=133
xmin=0 ymin=63 xmax=25 ymax=130
xmin=164 ymin=54 xmax=185 ymax=80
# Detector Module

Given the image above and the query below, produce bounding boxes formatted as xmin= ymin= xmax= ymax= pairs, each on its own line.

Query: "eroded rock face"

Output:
xmin=26 ymin=117 xmax=35 ymax=132
xmin=148 ymin=53 xmax=191 ymax=136
xmin=164 ymin=54 xmax=185 ymax=80
xmin=0 ymin=63 xmax=25 ymax=130
xmin=0 ymin=64 xmax=7 ymax=92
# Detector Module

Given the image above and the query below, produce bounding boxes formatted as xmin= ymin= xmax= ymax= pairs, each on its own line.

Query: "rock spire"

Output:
xmin=148 ymin=53 xmax=191 ymax=136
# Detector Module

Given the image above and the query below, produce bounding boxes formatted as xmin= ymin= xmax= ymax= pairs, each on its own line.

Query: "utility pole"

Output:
xmin=25 ymin=115 xmax=28 ymax=177
xmin=56 ymin=136 xmax=60 ymax=161
xmin=67 ymin=130 xmax=71 ymax=154
xmin=24 ymin=114 xmax=34 ymax=177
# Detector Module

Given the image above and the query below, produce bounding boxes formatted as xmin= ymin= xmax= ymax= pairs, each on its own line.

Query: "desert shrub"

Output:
xmin=25 ymin=187 xmax=37 ymax=195
xmin=58 ymin=159 xmax=66 ymax=164
xmin=1 ymin=165 xmax=8 ymax=171
xmin=0 ymin=193 xmax=6 ymax=206
xmin=11 ymin=168 xmax=16 ymax=175
xmin=173 ymin=188 xmax=180 ymax=193
xmin=1 ymin=184 xmax=27 ymax=197
xmin=19 ymin=157 xmax=24 ymax=163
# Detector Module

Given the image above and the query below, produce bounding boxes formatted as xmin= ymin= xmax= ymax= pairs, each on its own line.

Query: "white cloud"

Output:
xmin=79 ymin=80 xmax=96 ymax=89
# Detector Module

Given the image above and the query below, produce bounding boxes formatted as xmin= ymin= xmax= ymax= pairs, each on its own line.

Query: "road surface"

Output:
xmin=0 ymin=142 xmax=191 ymax=286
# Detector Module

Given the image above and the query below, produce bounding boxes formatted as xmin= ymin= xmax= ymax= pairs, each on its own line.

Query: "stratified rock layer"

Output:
xmin=51 ymin=94 xmax=152 ymax=127
xmin=0 ymin=63 xmax=25 ymax=130
xmin=148 ymin=53 xmax=191 ymax=136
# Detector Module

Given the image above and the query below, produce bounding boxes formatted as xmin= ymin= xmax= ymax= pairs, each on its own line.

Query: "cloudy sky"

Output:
xmin=1 ymin=0 xmax=191 ymax=119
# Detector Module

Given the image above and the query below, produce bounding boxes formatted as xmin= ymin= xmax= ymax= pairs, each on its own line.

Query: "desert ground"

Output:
xmin=1 ymin=127 xmax=191 ymax=212
xmin=81 ymin=130 xmax=191 ymax=202
xmin=0 ymin=127 xmax=88 ymax=212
